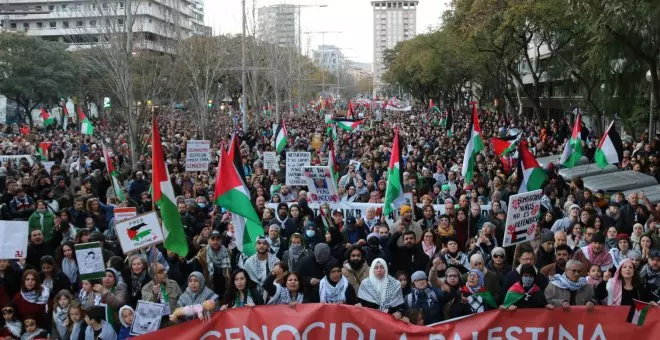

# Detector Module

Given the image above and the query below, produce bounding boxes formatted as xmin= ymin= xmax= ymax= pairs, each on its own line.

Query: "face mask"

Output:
xmin=521 ymin=276 xmax=534 ymax=288
xmin=289 ymin=244 xmax=303 ymax=254
xmin=305 ymin=230 xmax=315 ymax=238
xmin=198 ymin=203 xmax=206 ymax=209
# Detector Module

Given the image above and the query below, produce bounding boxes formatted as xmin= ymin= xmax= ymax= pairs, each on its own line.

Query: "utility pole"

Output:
xmin=304 ymin=30 xmax=341 ymax=97
xmin=241 ymin=0 xmax=248 ymax=132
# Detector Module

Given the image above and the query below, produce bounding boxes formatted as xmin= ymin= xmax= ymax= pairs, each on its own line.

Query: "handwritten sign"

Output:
xmin=185 ymin=140 xmax=211 ymax=172
xmin=502 ymin=189 xmax=543 ymax=247
xmin=285 ymin=152 xmax=311 ymax=186
xmin=115 ymin=212 xmax=164 ymax=254
xmin=263 ymin=152 xmax=278 ymax=171
xmin=74 ymin=242 xmax=106 ymax=280
xmin=114 ymin=207 xmax=137 ymax=222
xmin=0 ymin=155 xmax=34 ymax=167
xmin=302 ymin=166 xmax=339 ymax=202
xmin=0 ymin=221 xmax=28 ymax=259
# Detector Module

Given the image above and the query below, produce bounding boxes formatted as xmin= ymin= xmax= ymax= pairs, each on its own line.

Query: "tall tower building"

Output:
xmin=257 ymin=4 xmax=300 ymax=53
xmin=371 ymin=1 xmax=418 ymax=95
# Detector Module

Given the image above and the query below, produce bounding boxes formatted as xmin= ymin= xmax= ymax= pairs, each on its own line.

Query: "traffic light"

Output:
xmin=207 ymin=99 xmax=213 ymax=108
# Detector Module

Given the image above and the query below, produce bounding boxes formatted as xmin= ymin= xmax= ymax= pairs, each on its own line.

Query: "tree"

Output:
xmin=0 ymin=32 xmax=76 ymax=126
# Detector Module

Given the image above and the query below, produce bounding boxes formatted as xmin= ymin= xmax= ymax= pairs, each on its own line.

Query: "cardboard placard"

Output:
xmin=115 ymin=212 xmax=164 ymax=254
xmin=502 ymin=189 xmax=543 ymax=247
xmin=185 ymin=140 xmax=211 ymax=172
xmin=74 ymin=242 xmax=106 ymax=280
xmin=285 ymin=152 xmax=311 ymax=186
xmin=0 ymin=221 xmax=28 ymax=259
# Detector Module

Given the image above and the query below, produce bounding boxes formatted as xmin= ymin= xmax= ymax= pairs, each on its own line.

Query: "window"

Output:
xmin=76 ymin=20 xmax=83 ymax=27
xmin=35 ymin=5 xmax=42 ymax=11
xmin=63 ymin=21 xmax=69 ymax=28
xmin=48 ymin=5 xmax=54 ymax=10
xmin=23 ymin=23 xmax=29 ymax=31
xmin=118 ymin=2 xmax=124 ymax=9
xmin=50 ymin=21 xmax=56 ymax=28
xmin=102 ymin=3 xmax=108 ymax=9
xmin=36 ymin=22 xmax=43 ymax=28
xmin=90 ymin=20 xmax=96 ymax=27
xmin=90 ymin=4 xmax=96 ymax=10
xmin=61 ymin=4 xmax=67 ymax=10
xmin=105 ymin=19 xmax=111 ymax=26
xmin=118 ymin=18 xmax=124 ymax=25
xmin=10 ymin=23 xmax=16 ymax=29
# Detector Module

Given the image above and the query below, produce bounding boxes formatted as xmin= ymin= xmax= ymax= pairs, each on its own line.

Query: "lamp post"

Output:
xmin=646 ymin=70 xmax=657 ymax=144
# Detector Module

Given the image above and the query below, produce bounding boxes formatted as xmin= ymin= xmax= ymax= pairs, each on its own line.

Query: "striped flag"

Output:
xmin=77 ymin=106 xmax=94 ymax=135
xmin=491 ymin=136 xmax=519 ymax=157
xmin=274 ymin=121 xmax=288 ymax=153
xmin=559 ymin=109 xmax=583 ymax=168
xmin=40 ymin=107 xmax=55 ymax=126
xmin=517 ymin=142 xmax=547 ymax=193
xmin=328 ymin=141 xmax=339 ymax=183
xmin=595 ymin=121 xmax=624 ymax=169
xmin=384 ymin=127 xmax=406 ymax=216
xmin=334 ymin=118 xmax=365 ymax=132
xmin=101 ymin=142 xmax=126 ymax=203
xmin=627 ymin=299 xmax=651 ymax=326
xmin=461 ymin=103 xmax=484 ymax=183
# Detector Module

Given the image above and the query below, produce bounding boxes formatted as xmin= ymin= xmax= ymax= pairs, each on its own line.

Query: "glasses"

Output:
xmin=493 ymin=254 xmax=505 ymax=259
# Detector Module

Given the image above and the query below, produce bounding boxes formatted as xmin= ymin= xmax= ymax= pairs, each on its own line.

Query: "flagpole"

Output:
xmin=151 ymin=111 xmax=159 ymax=274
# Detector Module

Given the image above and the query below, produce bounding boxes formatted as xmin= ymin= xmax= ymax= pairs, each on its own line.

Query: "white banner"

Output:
xmin=302 ymin=166 xmax=339 ymax=203
xmin=263 ymin=151 xmax=278 ymax=171
xmin=385 ymin=105 xmax=412 ymax=112
xmin=115 ymin=212 xmax=164 ymax=254
xmin=267 ymin=202 xmax=492 ymax=226
xmin=0 ymin=155 xmax=34 ymax=166
xmin=0 ymin=95 xmax=6 ymax=125
xmin=0 ymin=221 xmax=28 ymax=259
xmin=285 ymin=152 xmax=311 ymax=186
xmin=114 ymin=207 xmax=137 ymax=222
xmin=502 ymin=189 xmax=543 ymax=247
xmin=185 ymin=140 xmax=211 ymax=172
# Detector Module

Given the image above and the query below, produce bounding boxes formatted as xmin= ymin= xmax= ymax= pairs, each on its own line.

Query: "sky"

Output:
xmin=204 ymin=0 xmax=448 ymax=64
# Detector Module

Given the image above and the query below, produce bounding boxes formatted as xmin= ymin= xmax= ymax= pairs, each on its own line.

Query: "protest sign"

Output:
xmin=74 ymin=242 xmax=105 ymax=280
xmin=503 ymin=189 xmax=543 ymax=247
xmin=262 ymin=152 xmax=278 ymax=171
xmin=114 ymin=207 xmax=137 ymax=222
xmin=136 ymin=304 xmax=660 ymax=340
xmin=115 ymin=212 xmax=164 ymax=254
xmin=131 ymin=301 xmax=165 ymax=336
xmin=302 ymin=166 xmax=339 ymax=202
xmin=349 ymin=159 xmax=361 ymax=170
xmin=285 ymin=152 xmax=310 ymax=186
xmin=0 ymin=221 xmax=28 ymax=259
xmin=267 ymin=202 xmax=491 ymax=227
xmin=42 ymin=161 xmax=55 ymax=174
xmin=0 ymin=155 xmax=34 ymax=167
xmin=185 ymin=140 xmax=211 ymax=172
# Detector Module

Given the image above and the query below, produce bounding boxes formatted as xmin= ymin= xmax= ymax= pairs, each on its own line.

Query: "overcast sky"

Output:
xmin=204 ymin=0 xmax=448 ymax=64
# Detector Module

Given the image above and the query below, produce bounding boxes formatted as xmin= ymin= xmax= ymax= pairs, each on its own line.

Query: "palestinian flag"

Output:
xmin=559 ymin=110 xmax=583 ymax=168
xmin=326 ymin=124 xmax=337 ymax=141
xmin=627 ymin=299 xmax=651 ymax=326
xmin=518 ymin=142 xmax=547 ymax=193
xmin=274 ymin=122 xmax=288 ymax=153
xmin=334 ymin=118 xmax=365 ymax=132
xmin=214 ymin=138 xmax=263 ymax=257
xmin=328 ymin=141 xmax=339 ymax=183
xmin=324 ymin=114 xmax=334 ymax=124
xmin=152 ymin=118 xmax=188 ymax=257
xmin=595 ymin=121 xmax=624 ymax=169
xmin=383 ymin=127 xmax=405 ymax=216
xmin=347 ymin=100 xmax=355 ymax=119
xmin=40 ymin=107 xmax=55 ymax=126
xmin=503 ymin=282 xmax=540 ymax=308
xmin=475 ymin=291 xmax=498 ymax=309
xmin=62 ymin=105 xmax=69 ymax=130
xmin=461 ymin=103 xmax=484 ymax=184
xmin=446 ymin=108 xmax=454 ymax=137
xmin=491 ymin=137 xmax=519 ymax=157
xmin=429 ymin=99 xmax=440 ymax=113
xmin=101 ymin=142 xmax=126 ymax=203
xmin=37 ymin=142 xmax=52 ymax=161
xmin=78 ymin=106 xmax=94 ymax=135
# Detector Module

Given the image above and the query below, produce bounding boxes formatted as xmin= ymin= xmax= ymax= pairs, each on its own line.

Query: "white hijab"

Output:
xmin=368 ymin=258 xmax=389 ymax=305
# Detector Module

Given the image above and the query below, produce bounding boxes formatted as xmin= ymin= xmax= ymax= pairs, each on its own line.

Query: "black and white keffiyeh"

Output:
xmin=550 ymin=273 xmax=588 ymax=291
xmin=206 ymin=244 xmax=231 ymax=277
xmin=357 ymin=258 xmax=404 ymax=312
xmin=319 ymin=276 xmax=348 ymax=303
xmin=20 ymin=286 xmax=50 ymax=305
xmin=242 ymin=254 xmax=279 ymax=286
xmin=3 ymin=321 xmax=21 ymax=338
xmin=177 ymin=272 xmax=219 ymax=308
xmin=267 ymin=282 xmax=304 ymax=305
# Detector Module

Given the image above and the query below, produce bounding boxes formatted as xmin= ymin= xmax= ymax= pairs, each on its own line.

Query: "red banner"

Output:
xmin=136 ymin=304 xmax=660 ymax=340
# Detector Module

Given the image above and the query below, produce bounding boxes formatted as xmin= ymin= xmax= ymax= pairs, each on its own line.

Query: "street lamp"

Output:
xmin=646 ymin=70 xmax=657 ymax=143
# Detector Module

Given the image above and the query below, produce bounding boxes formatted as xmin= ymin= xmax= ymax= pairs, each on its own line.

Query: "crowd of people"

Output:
xmin=0 ymin=101 xmax=659 ymax=339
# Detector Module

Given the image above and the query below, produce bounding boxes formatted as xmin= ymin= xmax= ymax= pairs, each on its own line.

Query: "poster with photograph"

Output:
xmin=130 ymin=301 xmax=165 ymax=336
xmin=115 ymin=212 xmax=164 ymax=254
xmin=0 ymin=221 xmax=28 ymax=259
xmin=74 ymin=242 xmax=105 ymax=280
xmin=302 ymin=166 xmax=339 ymax=202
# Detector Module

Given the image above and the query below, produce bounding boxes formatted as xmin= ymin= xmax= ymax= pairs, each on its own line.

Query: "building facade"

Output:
xmin=371 ymin=0 xmax=418 ymax=95
xmin=257 ymin=4 xmax=299 ymax=52
xmin=0 ymin=0 xmax=209 ymax=53
xmin=312 ymin=45 xmax=344 ymax=73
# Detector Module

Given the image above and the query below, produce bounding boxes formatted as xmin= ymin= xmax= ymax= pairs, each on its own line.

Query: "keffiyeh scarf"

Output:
xmin=206 ymin=245 xmax=230 ymax=277
xmin=319 ymin=276 xmax=348 ymax=303
xmin=267 ymin=282 xmax=304 ymax=305
xmin=609 ymin=248 xmax=630 ymax=269
xmin=3 ymin=321 xmax=21 ymax=338
xmin=54 ymin=305 xmax=69 ymax=338
xmin=78 ymin=289 xmax=102 ymax=306
xmin=21 ymin=287 xmax=49 ymax=305
xmin=20 ymin=328 xmax=46 ymax=340
xmin=62 ymin=258 xmax=78 ymax=284
xmin=640 ymin=264 xmax=659 ymax=286
xmin=243 ymin=254 xmax=279 ymax=286
xmin=131 ymin=270 xmax=147 ymax=297
xmin=444 ymin=251 xmax=469 ymax=269
xmin=357 ymin=276 xmax=404 ymax=312
xmin=582 ymin=244 xmax=613 ymax=271
xmin=550 ymin=273 xmax=588 ymax=291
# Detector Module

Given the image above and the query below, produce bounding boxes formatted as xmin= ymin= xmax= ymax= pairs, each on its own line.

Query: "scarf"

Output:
xmin=78 ymin=289 xmax=102 ymax=307
xmin=206 ymin=244 xmax=229 ymax=277
xmin=319 ymin=276 xmax=348 ymax=303
xmin=550 ymin=273 xmax=588 ymax=291
xmin=411 ymin=287 xmax=435 ymax=308
xmin=444 ymin=251 xmax=469 ymax=269
xmin=357 ymin=275 xmax=404 ymax=311
xmin=70 ymin=321 xmax=83 ymax=340
xmin=581 ymin=244 xmax=613 ymax=271
xmin=62 ymin=258 xmax=78 ymax=284
xmin=267 ymin=281 xmax=304 ymax=305
xmin=233 ymin=291 xmax=255 ymax=308
xmin=177 ymin=272 xmax=219 ymax=307
xmin=460 ymin=285 xmax=490 ymax=313
xmin=437 ymin=225 xmax=455 ymax=238
xmin=609 ymin=248 xmax=630 ymax=269
xmin=268 ymin=237 xmax=281 ymax=255
xmin=3 ymin=321 xmax=21 ymax=338
xmin=606 ymin=259 xmax=631 ymax=306
xmin=586 ymin=276 xmax=602 ymax=286
xmin=422 ymin=241 xmax=436 ymax=259
xmin=131 ymin=270 xmax=147 ymax=297
xmin=640 ymin=264 xmax=659 ymax=286
xmin=286 ymin=245 xmax=305 ymax=270
xmin=20 ymin=328 xmax=46 ymax=340
xmin=21 ymin=286 xmax=49 ymax=305
xmin=243 ymin=254 xmax=278 ymax=286
xmin=54 ymin=305 xmax=69 ymax=338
